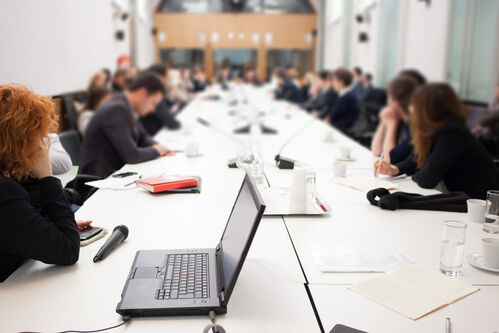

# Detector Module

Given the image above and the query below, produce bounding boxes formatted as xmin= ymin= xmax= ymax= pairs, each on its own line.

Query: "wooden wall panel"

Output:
xmin=153 ymin=13 xmax=317 ymax=79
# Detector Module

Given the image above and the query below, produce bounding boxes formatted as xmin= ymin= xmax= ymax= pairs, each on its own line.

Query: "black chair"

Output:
xmin=58 ymin=130 xmax=101 ymax=205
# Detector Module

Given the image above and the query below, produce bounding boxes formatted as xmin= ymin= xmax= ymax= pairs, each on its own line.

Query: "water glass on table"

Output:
xmin=484 ymin=190 xmax=499 ymax=234
xmin=440 ymin=220 xmax=467 ymax=277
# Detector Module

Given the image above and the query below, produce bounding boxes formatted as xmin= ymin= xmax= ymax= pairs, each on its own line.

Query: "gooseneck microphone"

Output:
xmin=275 ymin=117 xmax=317 ymax=169
xmin=93 ymin=225 xmax=129 ymax=262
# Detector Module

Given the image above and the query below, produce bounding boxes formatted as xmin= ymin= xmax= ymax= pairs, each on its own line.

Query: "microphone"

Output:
xmin=93 ymin=225 xmax=129 ymax=262
xmin=196 ymin=117 xmax=243 ymax=168
xmin=275 ymin=117 xmax=317 ymax=169
xmin=196 ymin=117 xmax=243 ymax=145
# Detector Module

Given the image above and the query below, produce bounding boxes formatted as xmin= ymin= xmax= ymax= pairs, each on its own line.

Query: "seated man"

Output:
xmin=274 ymin=68 xmax=302 ymax=104
xmin=359 ymin=73 xmax=373 ymax=101
xmin=139 ymin=63 xmax=181 ymax=136
xmin=326 ymin=68 xmax=361 ymax=133
xmin=243 ymin=66 xmax=261 ymax=86
xmin=303 ymin=70 xmax=338 ymax=118
xmin=79 ymin=73 xmax=174 ymax=179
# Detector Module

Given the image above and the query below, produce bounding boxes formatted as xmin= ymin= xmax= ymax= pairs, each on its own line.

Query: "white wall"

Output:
xmin=349 ymin=1 xmax=380 ymax=78
xmin=0 ymin=0 xmax=129 ymax=96
xmin=322 ymin=0 xmax=453 ymax=83
xmin=402 ymin=0 xmax=452 ymax=81
xmin=133 ymin=0 xmax=158 ymax=69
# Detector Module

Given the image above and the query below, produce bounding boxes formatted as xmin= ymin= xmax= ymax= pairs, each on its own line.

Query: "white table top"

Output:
xmin=2 ymin=84 xmax=498 ymax=332
xmin=310 ymin=284 xmax=499 ymax=333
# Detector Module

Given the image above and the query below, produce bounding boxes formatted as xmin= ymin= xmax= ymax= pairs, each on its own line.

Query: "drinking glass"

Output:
xmin=484 ymin=190 xmax=499 ymax=234
xmin=440 ymin=220 xmax=467 ymax=276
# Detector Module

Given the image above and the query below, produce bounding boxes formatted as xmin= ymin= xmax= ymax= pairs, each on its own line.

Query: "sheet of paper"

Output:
xmin=349 ymin=264 xmax=480 ymax=320
xmin=85 ymin=174 xmax=141 ymax=190
xmin=310 ymin=244 xmax=410 ymax=272
xmin=333 ymin=175 xmax=397 ymax=192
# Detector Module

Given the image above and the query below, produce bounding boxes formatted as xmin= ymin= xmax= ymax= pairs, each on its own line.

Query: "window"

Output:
xmin=213 ymin=49 xmax=257 ymax=78
xmin=157 ymin=0 xmax=314 ymax=13
xmin=266 ymin=49 xmax=311 ymax=78
xmin=160 ymin=49 xmax=205 ymax=69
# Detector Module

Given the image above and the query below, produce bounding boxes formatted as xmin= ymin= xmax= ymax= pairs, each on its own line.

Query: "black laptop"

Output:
xmin=116 ymin=174 xmax=265 ymax=316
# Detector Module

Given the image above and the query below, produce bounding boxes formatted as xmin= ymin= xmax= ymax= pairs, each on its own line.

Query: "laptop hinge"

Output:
xmin=215 ymin=244 xmax=226 ymax=304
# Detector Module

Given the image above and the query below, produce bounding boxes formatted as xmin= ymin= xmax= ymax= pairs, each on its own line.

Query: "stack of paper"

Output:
xmin=349 ymin=264 xmax=480 ymax=320
xmin=333 ymin=176 xmax=397 ymax=192
xmin=310 ymin=244 xmax=410 ymax=272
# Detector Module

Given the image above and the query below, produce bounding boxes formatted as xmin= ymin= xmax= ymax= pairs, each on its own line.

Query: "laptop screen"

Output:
xmin=219 ymin=175 xmax=263 ymax=298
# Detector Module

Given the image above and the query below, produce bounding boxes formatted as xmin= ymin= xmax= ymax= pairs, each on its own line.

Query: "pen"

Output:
xmin=125 ymin=175 xmax=142 ymax=187
xmin=375 ymin=152 xmax=384 ymax=178
xmin=445 ymin=317 xmax=451 ymax=333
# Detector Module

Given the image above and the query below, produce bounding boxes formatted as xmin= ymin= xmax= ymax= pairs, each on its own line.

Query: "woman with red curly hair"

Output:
xmin=0 ymin=84 xmax=79 ymax=282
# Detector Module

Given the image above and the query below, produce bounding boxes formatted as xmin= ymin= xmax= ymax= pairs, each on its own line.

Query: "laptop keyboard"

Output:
xmin=157 ymin=253 xmax=209 ymax=300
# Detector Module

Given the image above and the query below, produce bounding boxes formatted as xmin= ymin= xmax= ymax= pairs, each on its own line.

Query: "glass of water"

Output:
xmin=484 ymin=190 xmax=499 ymax=234
xmin=440 ymin=220 xmax=467 ymax=276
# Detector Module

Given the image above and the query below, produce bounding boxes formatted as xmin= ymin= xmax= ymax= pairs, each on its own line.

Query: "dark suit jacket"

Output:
xmin=275 ymin=79 xmax=303 ymax=104
xmin=79 ymin=93 xmax=159 ymax=178
xmin=303 ymin=88 xmax=338 ymax=118
xmin=191 ymin=78 xmax=210 ymax=92
xmin=0 ymin=176 xmax=79 ymax=282
xmin=328 ymin=90 xmax=361 ymax=133
xmin=139 ymin=97 xmax=181 ymax=136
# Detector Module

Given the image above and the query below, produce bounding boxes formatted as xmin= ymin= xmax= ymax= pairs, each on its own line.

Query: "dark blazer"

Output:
xmin=275 ymin=79 xmax=303 ymax=104
xmin=328 ymin=90 xmax=361 ymax=132
xmin=303 ymin=88 xmax=338 ymax=118
xmin=139 ymin=97 xmax=181 ymax=136
xmin=396 ymin=121 xmax=499 ymax=199
xmin=389 ymin=123 xmax=413 ymax=164
xmin=79 ymin=93 xmax=159 ymax=178
xmin=191 ymin=78 xmax=210 ymax=92
xmin=0 ymin=176 xmax=80 ymax=282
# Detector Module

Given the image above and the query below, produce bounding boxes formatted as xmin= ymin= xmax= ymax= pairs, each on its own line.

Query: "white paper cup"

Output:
xmin=482 ymin=238 xmax=499 ymax=268
xmin=339 ymin=146 xmax=352 ymax=160
xmin=185 ymin=142 xmax=200 ymax=157
xmin=289 ymin=168 xmax=307 ymax=213
xmin=331 ymin=162 xmax=347 ymax=177
xmin=467 ymin=199 xmax=486 ymax=223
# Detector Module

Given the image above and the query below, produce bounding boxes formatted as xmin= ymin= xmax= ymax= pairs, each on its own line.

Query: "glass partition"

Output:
xmin=266 ymin=49 xmax=311 ymax=78
xmin=160 ymin=49 xmax=205 ymax=69
xmin=213 ymin=48 xmax=257 ymax=78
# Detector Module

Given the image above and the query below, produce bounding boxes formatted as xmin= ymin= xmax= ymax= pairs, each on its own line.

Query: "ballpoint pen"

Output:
xmin=375 ymin=152 xmax=384 ymax=178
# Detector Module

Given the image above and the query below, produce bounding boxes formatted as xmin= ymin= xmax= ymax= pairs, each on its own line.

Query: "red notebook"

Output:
xmin=136 ymin=175 xmax=198 ymax=193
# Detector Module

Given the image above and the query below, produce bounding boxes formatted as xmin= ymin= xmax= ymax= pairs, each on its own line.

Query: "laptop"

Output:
xmin=116 ymin=173 xmax=265 ymax=317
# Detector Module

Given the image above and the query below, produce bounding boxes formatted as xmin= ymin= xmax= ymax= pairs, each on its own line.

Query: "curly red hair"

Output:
xmin=0 ymin=84 xmax=58 ymax=180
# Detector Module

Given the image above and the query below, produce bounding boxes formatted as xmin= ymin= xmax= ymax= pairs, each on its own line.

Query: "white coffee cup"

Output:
xmin=482 ymin=238 xmax=499 ymax=268
xmin=467 ymin=199 xmax=486 ymax=223
xmin=339 ymin=146 xmax=352 ymax=160
xmin=185 ymin=141 xmax=200 ymax=157
xmin=331 ymin=161 xmax=347 ymax=177
xmin=289 ymin=168 xmax=307 ymax=213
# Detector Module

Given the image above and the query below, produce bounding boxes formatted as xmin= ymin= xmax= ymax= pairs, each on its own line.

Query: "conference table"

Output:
xmin=1 ymin=84 xmax=498 ymax=333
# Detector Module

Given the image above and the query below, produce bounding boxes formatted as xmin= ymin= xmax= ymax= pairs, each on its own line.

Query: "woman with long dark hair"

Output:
xmin=375 ymin=83 xmax=499 ymax=199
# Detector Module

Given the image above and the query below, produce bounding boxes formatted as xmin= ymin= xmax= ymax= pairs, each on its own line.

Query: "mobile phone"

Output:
xmin=79 ymin=226 xmax=104 ymax=241
xmin=112 ymin=172 xmax=137 ymax=178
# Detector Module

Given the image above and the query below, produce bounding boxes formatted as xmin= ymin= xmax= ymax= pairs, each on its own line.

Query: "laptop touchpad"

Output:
xmin=132 ymin=267 xmax=158 ymax=279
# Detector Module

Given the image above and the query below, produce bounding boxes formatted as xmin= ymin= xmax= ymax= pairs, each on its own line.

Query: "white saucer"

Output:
xmin=466 ymin=253 xmax=499 ymax=273
xmin=336 ymin=156 xmax=356 ymax=162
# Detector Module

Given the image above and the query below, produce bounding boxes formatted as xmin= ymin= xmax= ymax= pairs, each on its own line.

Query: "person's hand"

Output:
xmin=379 ymin=106 xmax=398 ymax=121
xmin=373 ymin=159 xmax=399 ymax=177
xmin=29 ymin=143 xmax=53 ymax=179
xmin=153 ymin=144 xmax=176 ymax=157
xmin=77 ymin=220 xmax=93 ymax=231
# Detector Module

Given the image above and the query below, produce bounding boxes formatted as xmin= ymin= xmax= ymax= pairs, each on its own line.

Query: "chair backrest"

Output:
xmin=58 ymin=130 xmax=81 ymax=165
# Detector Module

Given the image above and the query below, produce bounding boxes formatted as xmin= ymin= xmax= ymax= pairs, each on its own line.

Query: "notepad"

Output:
xmin=333 ymin=176 xmax=397 ymax=192
xmin=349 ymin=264 xmax=480 ymax=320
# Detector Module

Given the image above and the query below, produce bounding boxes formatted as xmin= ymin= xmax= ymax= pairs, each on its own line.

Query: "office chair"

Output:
xmin=58 ymin=130 xmax=101 ymax=205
